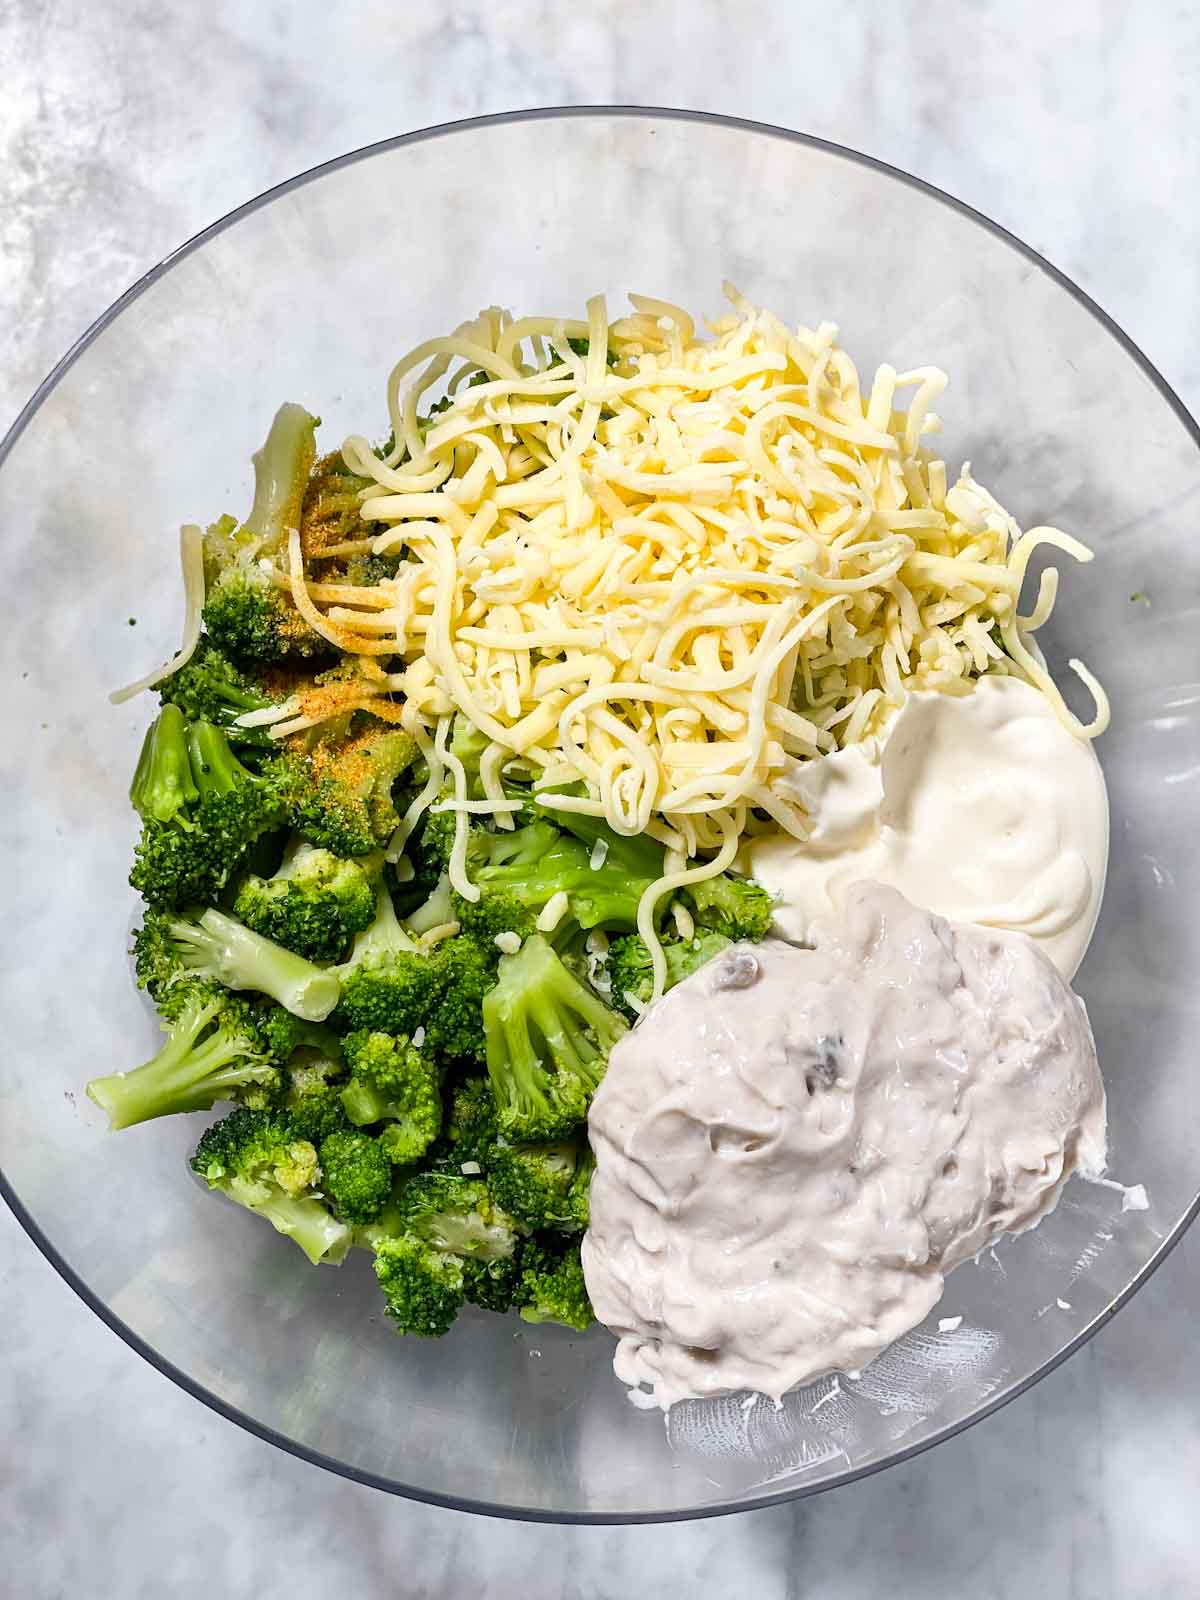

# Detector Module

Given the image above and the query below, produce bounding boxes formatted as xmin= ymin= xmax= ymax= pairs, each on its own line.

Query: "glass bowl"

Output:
xmin=3 ymin=108 xmax=1198 ymax=1524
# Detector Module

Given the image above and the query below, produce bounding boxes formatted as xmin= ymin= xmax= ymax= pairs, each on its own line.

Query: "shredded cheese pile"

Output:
xmin=251 ymin=287 xmax=1108 ymax=990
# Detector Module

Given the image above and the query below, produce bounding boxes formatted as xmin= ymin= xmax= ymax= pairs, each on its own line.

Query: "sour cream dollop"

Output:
xmin=745 ymin=676 xmax=1108 ymax=978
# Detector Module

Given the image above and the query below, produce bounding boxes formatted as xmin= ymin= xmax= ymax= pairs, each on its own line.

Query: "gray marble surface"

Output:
xmin=3 ymin=2 xmax=1199 ymax=1595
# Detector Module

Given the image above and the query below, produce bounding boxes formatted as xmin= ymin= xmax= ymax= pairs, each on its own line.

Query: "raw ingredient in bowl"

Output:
xmin=583 ymin=882 xmax=1107 ymax=1409
xmin=746 ymin=674 xmax=1109 ymax=978
xmin=96 ymin=288 xmax=1109 ymax=1378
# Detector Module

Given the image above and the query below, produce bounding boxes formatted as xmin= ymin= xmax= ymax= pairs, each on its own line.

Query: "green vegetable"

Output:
xmin=153 ymin=904 xmax=340 ymax=1021
xmin=681 ymin=873 xmax=774 ymax=943
xmin=488 ymin=1141 xmax=585 ymax=1233
xmin=374 ymin=1234 xmax=465 ymax=1337
xmin=277 ymin=724 xmax=418 ymax=858
xmin=201 ymin=405 xmax=331 ymax=663
xmin=318 ymin=1128 xmax=393 ymax=1224
xmin=233 ymin=840 xmax=378 ymax=961
xmin=606 ymin=928 xmax=732 ymax=1018
xmin=518 ymin=1238 xmax=593 ymax=1331
xmin=157 ymin=636 xmax=277 ymax=751
xmin=191 ymin=1106 xmax=351 ymax=1264
xmin=483 ymin=934 xmax=627 ymax=1141
xmin=129 ymin=707 xmax=289 ymax=908
xmin=86 ymin=982 xmax=281 ymax=1130
xmin=340 ymin=1029 xmax=442 ymax=1164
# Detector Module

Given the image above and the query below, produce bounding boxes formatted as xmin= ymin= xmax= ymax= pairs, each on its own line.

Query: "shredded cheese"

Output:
xmin=535 ymin=891 xmax=571 ymax=934
xmin=263 ymin=288 xmax=1108 ymax=997
xmin=110 ymin=526 xmax=206 ymax=704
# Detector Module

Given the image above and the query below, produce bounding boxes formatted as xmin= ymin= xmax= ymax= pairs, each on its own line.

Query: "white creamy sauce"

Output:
xmin=582 ymin=884 xmax=1107 ymax=1410
xmin=745 ymin=676 xmax=1109 ymax=979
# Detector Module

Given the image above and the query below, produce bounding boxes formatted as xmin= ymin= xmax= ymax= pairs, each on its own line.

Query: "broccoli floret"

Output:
xmin=256 ymin=1007 xmax=341 ymax=1063
xmin=158 ymin=636 xmax=277 ymax=752
xmin=128 ymin=703 xmax=198 ymax=824
xmin=129 ymin=709 xmax=289 ymax=908
xmin=191 ymin=1106 xmax=350 ymax=1264
xmin=606 ymin=929 xmax=733 ymax=1018
xmin=461 ymin=815 xmax=663 ymax=934
xmin=397 ymin=1172 xmax=520 ymax=1262
xmin=333 ymin=887 xmax=494 ymax=1061
xmin=234 ymin=840 xmax=378 ymax=961
xmin=488 ymin=1141 xmax=584 ymax=1233
xmin=279 ymin=723 xmax=418 ymax=857
xmin=452 ymin=889 xmax=533 ymax=943
xmin=412 ymin=810 xmax=460 ymax=879
xmin=157 ymin=905 xmax=340 ymax=1021
xmin=318 ymin=1128 xmax=393 ymax=1224
xmin=443 ymin=1075 xmax=500 ymax=1168
xmin=462 ymin=1250 xmax=526 ymax=1313
xmin=340 ymin=1030 xmax=441 ymax=1163
xmin=373 ymin=1234 xmax=464 ymax=1337
xmin=422 ymin=936 xmax=493 ymax=1063
xmin=333 ymin=887 xmax=438 ymax=1035
xmin=204 ymin=562 xmax=331 ymax=665
xmin=483 ymin=934 xmax=627 ymax=1142
xmin=566 ymin=1148 xmax=593 ymax=1232
xmin=87 ymin=982 xmax=281 ymax=1130
xmin=301 ymin=452 xmax=378 ymax=557
xmin=201 ymin=405 xmax=332 ymax=664
xmin=682 ymin=873 xmax=774 ymax=943
xmin=518 ymin=1238 xmax=593 ymax=1331
xmin=283 ymin=1054 xmax=351 ymax=1144
xmin=344 ymin=552 xmax=400 ymax=587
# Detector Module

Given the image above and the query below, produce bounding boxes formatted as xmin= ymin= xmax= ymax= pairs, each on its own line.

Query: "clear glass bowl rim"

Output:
xmin=3 ymin=104 xmax=1199 ymax=1525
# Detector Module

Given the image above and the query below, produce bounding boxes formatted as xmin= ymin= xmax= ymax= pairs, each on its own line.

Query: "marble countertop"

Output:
xmin=3 ymin=3 xmax=1199 ymax=1595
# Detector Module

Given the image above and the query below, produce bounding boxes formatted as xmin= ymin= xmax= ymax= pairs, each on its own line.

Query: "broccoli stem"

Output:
xmin=129 ymin=704 xmax=199 ymax=823
xmin=171 ymin=908 xmax=340 ymax=1021
xmin=227 ymin=1176 xmax=352 ymax=1265
xmin=341 ymin=1078 xmax=392 ymax=1126
xmin=242 ymin=403 xmax=319 ymax=546
xmin=86 ymin=996 xmax=270 ymax=1130
xmin=186 ymin=719 xmax=252 ymax=799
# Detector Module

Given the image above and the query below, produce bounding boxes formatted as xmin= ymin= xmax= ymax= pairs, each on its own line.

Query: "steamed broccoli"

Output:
xmin=373 ymin=1234 xmax=465 ymax=1337
xmin=483 ymin=934 xmax=627 ymax=1141
xmin=233 ymin=840 xmax=378 ymax=961
xmin=606 ymin=928 xmax=733 ymax=1018
xmin=154 ymin=905 xmax=340 ymax=1021
xmin=456 ymin=816 xmax=661 ymax=937
xmin=201 ymin=405 xmax=332 ymax=663
xmin=397 ymin=1172 xmax=520 ymax=1262
xmin=422 ymin=936 xmax=494 ymax=1062
xmin=369 ymin=1171 xmax=521 ymax=1337
xmin=86 ymin=982 xmax=281 ymax=1130
xmin=157 ymin=636 xmax=277 ymax=752
xmin=488 ymin=1141 xmax=584 ymax=1233
xmin=682 ymin=873 xmax=774 ymax=943
xmin=191 ymin=1106 xmax=351 ymax=1264
xmin=340 ymin=1029 xmax=442 ymax=1163
xmin=518 ymin=1238 xmax=593 ymax=1331
xmin=300 ymin=452 xmax=378 ymax=558
xmin=443 ymin=1075 xmax=500 ymax=1168
xmin=280 ymin=723 xmax=418 ymax=858
xmin=283 ymin=1053 xmax=352 ymax=1144
xmin=462 ymin=1250 xmax=527 ymax=1313
xmin=333 ymin=886 xmax=436 ymax=1034
xmin=334 ymin=886 xmax=493 ymax=1062
xmin=318 ymin=1128 xmax=393 ymax=1224
xmin=129 ymin=707 xmax=288 ymax=908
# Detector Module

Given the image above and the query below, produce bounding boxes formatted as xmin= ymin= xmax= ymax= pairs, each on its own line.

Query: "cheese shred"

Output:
xmin=230 ymin=289 xmax=1108 ymax=998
